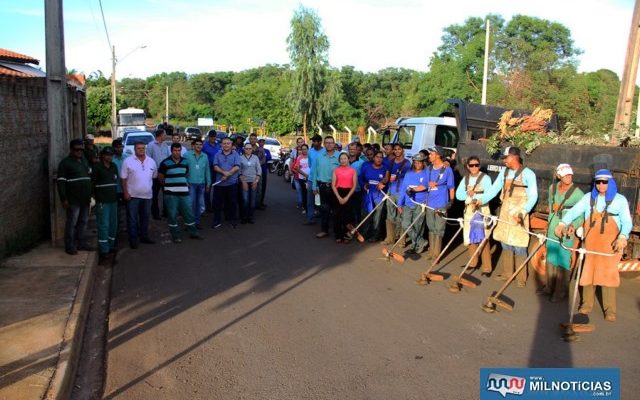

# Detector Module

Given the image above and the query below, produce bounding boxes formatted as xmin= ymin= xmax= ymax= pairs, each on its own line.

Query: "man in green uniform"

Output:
xmin=541 ymin=163 xmax=583 ymax=302
xmin=57 ymin=139 xmax=93 ymax=255
xmin=83 ymin=134 xmax=99 ymax=165
xmin=93 ymin=147 xmax=119 ymax=264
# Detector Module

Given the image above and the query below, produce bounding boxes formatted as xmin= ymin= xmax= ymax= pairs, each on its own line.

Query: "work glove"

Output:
xmin=436 ymin=209 xmax=447 ymax=217
xmin=445 ymin=201 xmax=453 ymax=211
xmin=613 ymin=236 xmax=628 ymax=253
xmin=406 ymin=187 xmax=415 ymax=196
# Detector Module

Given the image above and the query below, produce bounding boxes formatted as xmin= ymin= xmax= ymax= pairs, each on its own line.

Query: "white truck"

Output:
xmin=384 ymin=98 xmax=640 ymax=270
xmin=115 ymin=107 xmax=147 ymax=138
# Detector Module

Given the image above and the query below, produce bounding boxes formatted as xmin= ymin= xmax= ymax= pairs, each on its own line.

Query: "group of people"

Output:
xmin=56 ymin=130 xmax=275 ymax=264
xmin=57 ymin=130 xmax=633 ymax=322
xmin=286 ymin=136 xmax=632 ymax=322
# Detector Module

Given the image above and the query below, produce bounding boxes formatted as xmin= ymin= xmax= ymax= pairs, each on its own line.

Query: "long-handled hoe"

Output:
xmin=449 ymin=220 xmax=497 ymax=292
xmin=560 ymin=238 xmax=595 ymax=341
xmin=417 ymin=218 xmax=464 ymax=285
xmin=482 ymin=238 xmax=546 ymax=313
xmin=347 ymin=194 xmax=391 ymax=243
xmin=382 ymin=205 xmax=426 ymax=263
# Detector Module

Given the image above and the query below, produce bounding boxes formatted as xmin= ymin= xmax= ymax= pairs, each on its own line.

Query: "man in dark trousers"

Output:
xmin=92 ymin=146 xmax=119 ymax=263
xmin=57 ymin=138 xmax=93 ymax=255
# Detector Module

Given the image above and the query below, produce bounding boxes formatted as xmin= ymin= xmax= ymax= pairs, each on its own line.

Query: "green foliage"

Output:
xmin=287 ymin=5 xmax=333 ymax=132
xmin=82 ymin=12 xmax=624 ymax=141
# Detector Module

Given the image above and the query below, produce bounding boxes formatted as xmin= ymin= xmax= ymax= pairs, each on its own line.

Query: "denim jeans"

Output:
xmin=65 ymin=204 xmax=89 ymax=251
xmin=293 ymin=178 xmax=303 ymax=208
xmin=189 ymin=183 xmax=206 ymax=225
xmin=242 ymin=186 xmax=258 ymax=220
xmin=306 ymin=180 xmax=316 ymax=222
xmin=127 ymin=197 xmax=151 ymax=242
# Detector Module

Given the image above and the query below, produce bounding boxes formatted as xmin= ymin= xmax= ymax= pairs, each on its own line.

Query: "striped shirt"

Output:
xmin=158 ymin=156 xmax=190 ymax=196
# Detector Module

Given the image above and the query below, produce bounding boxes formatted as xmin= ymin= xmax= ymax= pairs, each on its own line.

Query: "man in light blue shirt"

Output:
xmin=146 ymin=129 xmax=170 ymax=219
xmin=311 ymin=136 xmax=339 ymax=237
xmin=303 ymin=135 xmax=325 ymax=225
xmin=479 ymin=147 xmax=538 ymax=287
xmin=212 ymin=137 xmax=241 ymax=228
xmin=185 ymin=138 xmax=211 ymax=228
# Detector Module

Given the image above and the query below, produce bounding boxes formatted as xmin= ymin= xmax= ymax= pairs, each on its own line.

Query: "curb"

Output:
xmin=44 ymin=251 xmax=98 ymax=400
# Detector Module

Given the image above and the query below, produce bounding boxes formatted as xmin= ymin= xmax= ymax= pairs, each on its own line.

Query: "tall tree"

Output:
xmin=287 ymin=5 xmax=333 ymax=137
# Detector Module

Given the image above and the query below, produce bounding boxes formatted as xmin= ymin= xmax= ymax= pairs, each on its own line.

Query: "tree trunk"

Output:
xmin=303 ymin=112 xmax=308 ymax=143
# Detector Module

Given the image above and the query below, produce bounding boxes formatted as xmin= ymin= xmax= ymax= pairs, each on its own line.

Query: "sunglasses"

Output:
xmin=595 ymin=180 xmax=609 ymax=185
xmin=467 ymin=163 xmax=480 ymax=168
xmin=72 ymin=147 xmax=84 ymax=151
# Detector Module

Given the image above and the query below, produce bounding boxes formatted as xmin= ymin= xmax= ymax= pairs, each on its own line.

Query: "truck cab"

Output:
xmin=387 ymin=116 xmax=459 ymax=161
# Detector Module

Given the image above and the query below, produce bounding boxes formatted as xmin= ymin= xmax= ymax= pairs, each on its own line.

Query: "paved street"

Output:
xmin=103 ymin=178 xmax=640 ymax=400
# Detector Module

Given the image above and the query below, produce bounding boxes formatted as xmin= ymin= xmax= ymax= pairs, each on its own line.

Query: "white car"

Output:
xmin=244 ymin=136 xmax=283 ymax=161
xmin=123 ymin=131 xmax=155 ymax=157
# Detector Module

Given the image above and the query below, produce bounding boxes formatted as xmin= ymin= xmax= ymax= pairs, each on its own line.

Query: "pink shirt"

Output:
xmin=334 ymin=166 xmax=355 ymax=189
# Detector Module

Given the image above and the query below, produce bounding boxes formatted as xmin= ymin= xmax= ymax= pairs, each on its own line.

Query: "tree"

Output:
xmin=287 ymin=5 xmax=333 ymax=137
xmin=496 ymin=15 xmax=581 ymax=73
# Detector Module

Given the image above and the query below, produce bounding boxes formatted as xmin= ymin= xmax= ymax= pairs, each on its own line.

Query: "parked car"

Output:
xmin=184 ymin=127 xmax=202 ymax=140
xmin=123 ymin=131 xmax=155 ymax=157
xmin=244 ymin=136 xmax=283 ymax=160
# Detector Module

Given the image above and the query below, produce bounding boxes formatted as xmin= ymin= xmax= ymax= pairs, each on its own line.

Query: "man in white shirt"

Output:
xmin=121 ymin=141 xmax=158 ymax=249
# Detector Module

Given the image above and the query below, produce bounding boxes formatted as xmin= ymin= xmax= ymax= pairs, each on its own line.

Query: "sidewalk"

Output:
xmin=0 ymin=244 xmax=97 ymax=400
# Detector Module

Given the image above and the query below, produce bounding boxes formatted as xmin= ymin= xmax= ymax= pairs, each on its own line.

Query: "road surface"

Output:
xmin=103 ymin=177 xmax=640 ymax=399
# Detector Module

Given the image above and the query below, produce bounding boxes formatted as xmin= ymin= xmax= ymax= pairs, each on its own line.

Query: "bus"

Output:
xmin=116 ymin=107 xmax=146 ymax=138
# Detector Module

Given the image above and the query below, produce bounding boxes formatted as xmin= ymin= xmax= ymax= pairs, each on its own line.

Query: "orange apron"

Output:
xmin=581 ymin=210 xmax=622 ymax=287
xmin=493 ymin=172 xmax=529 ymax=248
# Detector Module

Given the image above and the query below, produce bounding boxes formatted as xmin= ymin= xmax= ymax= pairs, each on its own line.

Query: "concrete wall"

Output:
xmin=0 ymin=76 xmax=86 ymax=257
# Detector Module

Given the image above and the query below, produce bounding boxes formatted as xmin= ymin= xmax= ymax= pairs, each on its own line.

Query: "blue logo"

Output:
xmin=480 ymin=368 xmax=619 ymax=399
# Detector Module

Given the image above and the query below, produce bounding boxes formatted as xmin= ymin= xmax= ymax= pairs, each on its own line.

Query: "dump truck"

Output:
xmin=384 ymin=99 xmax=640 ymax=270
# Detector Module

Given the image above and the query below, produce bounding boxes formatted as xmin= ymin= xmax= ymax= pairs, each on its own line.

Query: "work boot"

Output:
xmin=398 ymin=233 xmax=406 ymax=248
xmin=578 ymin=285 xmax=595 ymax=314
xmin=494 ymin=250 xmax=514 ymax=281
xmin=514 ymin=254 xmax=528 ymax=287
xmin=467 ymin=243 xmax=479 ymax=269
xmin=424 ymin=233 xmax=434 ymax=260
xmin=382 ymin=220 xmax=395 ymax=245
xmin=480 ymin=242 xmax=493 ymax=273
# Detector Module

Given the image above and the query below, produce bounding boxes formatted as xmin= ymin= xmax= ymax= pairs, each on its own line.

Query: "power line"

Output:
xmin=97 ymin=0 xmax=112 ymax=53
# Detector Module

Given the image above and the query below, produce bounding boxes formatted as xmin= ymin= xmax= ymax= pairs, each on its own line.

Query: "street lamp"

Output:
xmin=111 ymin=44 xmax=146 ymax=137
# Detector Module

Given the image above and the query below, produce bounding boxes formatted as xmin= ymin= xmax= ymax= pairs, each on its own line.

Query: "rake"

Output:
xmin=382 ymin=205 xmax=426 ymax=263
xmin=449 ymin=218 xmax=497 ymax=292
xmin=482 ymin=238 xmax=546 ymax=313
xmin=347 ymin=192 xmax=393 ymax=243
xmin=417 ymin=218 xmax=464 ymax=285
xmin=560 ymin=237 xmax=596 ymax=341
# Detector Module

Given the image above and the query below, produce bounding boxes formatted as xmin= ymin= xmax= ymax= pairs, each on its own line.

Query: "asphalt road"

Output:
xmin=103 ymin=177 xmax=640 ymax=400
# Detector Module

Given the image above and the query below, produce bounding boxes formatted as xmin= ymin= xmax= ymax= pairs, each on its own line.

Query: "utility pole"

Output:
xmin=165 ymin=86 xmax=169 ymax=124
xmin=111 ymin=45 xmax=117 ymax=137
xmin=614 ymin=0 xmax=640 ymax=137
xmin=45 ymin=0 xmax=69 ymax=246
xmin=481 ymin=19 xmax=491 ymax=105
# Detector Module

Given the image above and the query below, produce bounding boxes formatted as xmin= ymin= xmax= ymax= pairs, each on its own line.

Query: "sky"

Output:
xmin=1 ymin=0 xmax=636 ymax=80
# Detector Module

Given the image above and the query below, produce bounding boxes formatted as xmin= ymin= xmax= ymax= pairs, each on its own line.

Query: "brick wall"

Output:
xmin=0 ymin=76 xmax=86 ymax=257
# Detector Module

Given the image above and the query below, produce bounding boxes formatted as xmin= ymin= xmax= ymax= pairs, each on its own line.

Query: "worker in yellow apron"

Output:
xmin=480 ymin=147 xmax=538 ymax=287
xmin=555 ymin=169 xmax=632 ymax=322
